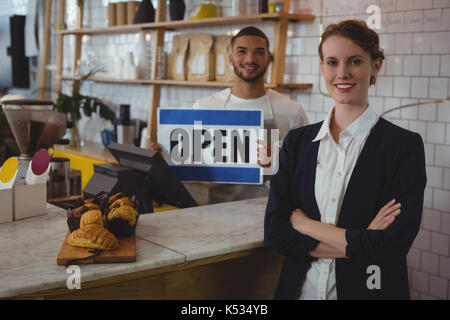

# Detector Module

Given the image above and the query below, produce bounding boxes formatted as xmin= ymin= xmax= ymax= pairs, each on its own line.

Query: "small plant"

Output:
xmin=51 ymin=67 xmax=116 ymax=147
xmin=53 ymin=67 xmax=115 ymax=124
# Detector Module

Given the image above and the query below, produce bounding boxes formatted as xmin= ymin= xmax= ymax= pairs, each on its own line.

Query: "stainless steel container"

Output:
xmin=47 ymin=157 xmax=71 ymax=199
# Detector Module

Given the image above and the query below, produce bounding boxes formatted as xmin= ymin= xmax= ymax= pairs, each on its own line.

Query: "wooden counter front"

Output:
xmin=16 ymin=248 xmax=283 ymax=300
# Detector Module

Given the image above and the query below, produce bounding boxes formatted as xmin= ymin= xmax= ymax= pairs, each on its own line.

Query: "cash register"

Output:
xmin=83 ymin=142 xmax=198 ymax=213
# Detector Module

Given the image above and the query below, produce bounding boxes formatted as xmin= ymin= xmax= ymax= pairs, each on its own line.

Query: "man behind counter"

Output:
xmin=152 ymin=26 xmax=309 ymax=203
xmin=191 ymin=26 xmax=309 ymax=203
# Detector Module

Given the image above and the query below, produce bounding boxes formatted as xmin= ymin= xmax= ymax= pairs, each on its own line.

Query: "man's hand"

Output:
xmin=150 ymin=142 xmax=163 ymax=152
xmin=367 ymin=199 xmax=401 ymax=230
xmin=257 ymin=139 xmax=271 ymax=168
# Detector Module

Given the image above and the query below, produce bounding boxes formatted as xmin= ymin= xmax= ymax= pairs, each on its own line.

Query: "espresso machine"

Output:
xmin=1 ymin=99 xmax=81 ymax=199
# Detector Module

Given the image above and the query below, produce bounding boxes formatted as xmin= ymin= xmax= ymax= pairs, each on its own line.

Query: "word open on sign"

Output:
xmin=158 ymin=108 xmax=279 ymax=184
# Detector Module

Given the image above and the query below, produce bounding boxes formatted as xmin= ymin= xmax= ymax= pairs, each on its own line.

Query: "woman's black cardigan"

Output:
xmin=264 ymin=118 xmax=427 ymax=300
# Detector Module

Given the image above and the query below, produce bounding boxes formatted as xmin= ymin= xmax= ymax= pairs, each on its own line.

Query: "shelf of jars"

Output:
xmin=59 ymin=76 xmax=313 ymax=90
xmin=54 ymin=12 xmax=315 ymax=35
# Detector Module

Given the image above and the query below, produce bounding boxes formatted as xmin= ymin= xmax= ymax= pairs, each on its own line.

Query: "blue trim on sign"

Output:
xmin=170 ymin=166 xmax=261 ymax=184
xmin=160 ymin=109 xmax=261 ymax=126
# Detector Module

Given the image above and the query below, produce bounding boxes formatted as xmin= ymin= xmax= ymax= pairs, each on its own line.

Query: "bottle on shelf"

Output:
xmin=257 ymin=0 xmax=268 ymax=13
xmin=169 ymin=0 xmax=186 ymax=21
xmin=268 ymin=1 xmax=275 ymax=13
xmin=272 ymin=0 xmax=290 ymax=13
xmin=107 ymin=2 xmax=116 ymax=27
xmin=133 ymin=0 xmax=155 ymax=23
xmin=231 ymin=0 xmax=246 ymax=16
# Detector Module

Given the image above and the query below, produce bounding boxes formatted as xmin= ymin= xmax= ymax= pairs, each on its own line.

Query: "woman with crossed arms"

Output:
xmin=264 ymin=20 xmax=426 ymax=300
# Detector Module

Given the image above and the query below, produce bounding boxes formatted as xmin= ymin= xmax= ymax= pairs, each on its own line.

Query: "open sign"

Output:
xmin=158 ymin=108 xmax=266 ymax=184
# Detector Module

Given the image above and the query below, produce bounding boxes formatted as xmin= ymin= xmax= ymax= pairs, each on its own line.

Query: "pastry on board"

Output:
xmin=69 ymin=224 xmax=118 ymax=250
xmin=79 ymin=209 xmax=104 ymax=228
xmin=107 ymin=192 xmax=127 ymax=206
xmin=67 ymin=204 xmax=101 ymax=232
xmin=109 ymin=197 xmax=135 ymax=210
xmin=108 ymin=205 xmax=138 ymax=226
xmin=70 ymin=205 xmax=89 ymax=218
xmin=84 ymin=202 xmax=101 ymax=211
xmin=107 ymin=205 xmax=139 ymax=238
xmin=67 ymin=205 xmax=90 ymax=232
xmin=67 ymin=193 xmax=108 ymax=232
xmin=66 ymin=192 xmax=140 ymax=244
xmin=83 ymin=192 xmax=108 ymax=212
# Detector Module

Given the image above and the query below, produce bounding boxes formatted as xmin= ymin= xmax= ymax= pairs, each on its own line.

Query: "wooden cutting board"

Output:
xmin=57 ymin=231 xmax=136 ymax=265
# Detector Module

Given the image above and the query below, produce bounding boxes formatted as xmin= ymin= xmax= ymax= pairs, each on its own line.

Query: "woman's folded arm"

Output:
xmin=309 ymin=243 xmax=348 ymax=258
xmin=345 ymin=133 xmax=426 ymax=260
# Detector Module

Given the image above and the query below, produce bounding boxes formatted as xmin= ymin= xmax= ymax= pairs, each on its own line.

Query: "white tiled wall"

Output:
xmin=5 ymin=0 xmax=450 ymax=299
xmin=0 ymin=0 xmax=28 ymax=15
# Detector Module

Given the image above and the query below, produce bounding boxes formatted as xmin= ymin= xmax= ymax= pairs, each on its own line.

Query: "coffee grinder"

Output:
xmin=1 ymin=99 xmax=81 ymax=199
xmin=1 ymin=99 xmax=66 ymax=179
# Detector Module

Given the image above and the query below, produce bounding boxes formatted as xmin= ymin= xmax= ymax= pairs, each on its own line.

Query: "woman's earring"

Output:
xmin=370 ymin=76 xmax=376 ymax=85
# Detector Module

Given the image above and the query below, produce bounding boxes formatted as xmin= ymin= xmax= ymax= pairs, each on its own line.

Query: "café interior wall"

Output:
xmin=2 ymin=0 xmax=450 ymax=299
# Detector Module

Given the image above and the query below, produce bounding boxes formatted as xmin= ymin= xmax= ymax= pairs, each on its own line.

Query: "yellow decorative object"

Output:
xmin=268 ymin=1 xmax=275 ymax=13
xmin=0 ymin=157 xmax=18 ymax=183
xmin=189 ymin=3 xmax=217 ymax=20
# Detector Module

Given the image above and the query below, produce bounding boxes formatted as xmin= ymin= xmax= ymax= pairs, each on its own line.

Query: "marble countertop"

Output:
xmin=0 ymin=197 xmax=268 ymax=298
xmin=137 ymin=197 xmax=268 ymax=261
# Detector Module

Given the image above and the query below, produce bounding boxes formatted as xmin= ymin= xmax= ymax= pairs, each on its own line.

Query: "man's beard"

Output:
xmin=232 ymin=62 xmax=267 ymax=83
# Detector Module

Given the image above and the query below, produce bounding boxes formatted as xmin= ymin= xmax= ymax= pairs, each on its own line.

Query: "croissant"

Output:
xmin=108 ymin=206 xmax=138 ymax=225
xmin=67 ymin=205 xmax=91 ymax=232
xmin=109 ymin=197 xmax=135 ymax=210
xmin=69 ymin=224 xmax=118 ymax=250
xmin=108 ymin=192 xmax=127 ymax=206
xmin=84 ymin=202 xmax=100 ymax=210
xmin=80 ymin=209 xmax=104 ymax=228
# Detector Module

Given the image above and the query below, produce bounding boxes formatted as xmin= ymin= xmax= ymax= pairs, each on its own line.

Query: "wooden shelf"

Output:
xmin=55 ymin=12 xmax=315 ymax=35
xmin=60 ymin=76 xmax=313 ymax=90
xmin=51 ymin=0 xmax=315 ymax=142
xmin=278 ymin=83 xmax=314 ymax=90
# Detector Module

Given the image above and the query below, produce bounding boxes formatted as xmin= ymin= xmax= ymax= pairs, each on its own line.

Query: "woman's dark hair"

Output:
xmin=231 ymin=26 xmax=270 ymax=50
xmin=318 ymin=20 xmax=385 ymax=62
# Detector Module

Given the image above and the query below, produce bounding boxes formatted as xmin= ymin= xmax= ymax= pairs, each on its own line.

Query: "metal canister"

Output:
xmin=47 ymin=157 xmax=71 ymax=199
